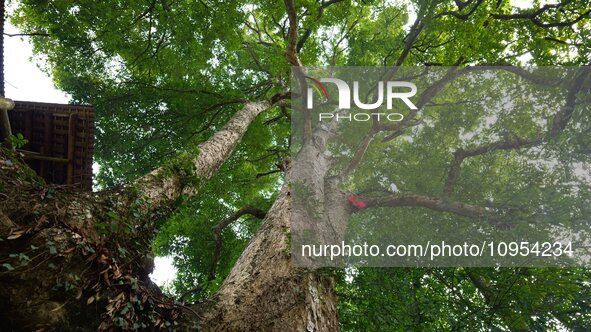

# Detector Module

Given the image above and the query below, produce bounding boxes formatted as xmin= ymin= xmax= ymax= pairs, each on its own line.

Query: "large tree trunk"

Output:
xmin=0 ymin=88 xmax=343 ymax=330
xmin=198 ymin=184 xmax=339 ymax=331
xmin=0 ymin=99 xmax=312 ymax=330
xmin=195 ymin=118 xmax=351 ymax=331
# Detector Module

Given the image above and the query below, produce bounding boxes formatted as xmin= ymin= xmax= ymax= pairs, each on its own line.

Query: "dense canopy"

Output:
xmin=4 ymin=0 xmax=591 ymax=330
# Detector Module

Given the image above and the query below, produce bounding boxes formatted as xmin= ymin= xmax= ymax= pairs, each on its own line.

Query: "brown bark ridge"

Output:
xmin=197 ymin=183 xmax=339 ymax=331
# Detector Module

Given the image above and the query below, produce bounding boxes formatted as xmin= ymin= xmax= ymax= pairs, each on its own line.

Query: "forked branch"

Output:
xmin=208 ymin=205 xmax=267 ymax=281
xmin=443 ymin=67 xmax=590 ymax=196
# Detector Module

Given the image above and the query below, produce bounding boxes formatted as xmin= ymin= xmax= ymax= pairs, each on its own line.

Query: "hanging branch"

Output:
xmin=443 ymin=137 xmax=543 ymax=196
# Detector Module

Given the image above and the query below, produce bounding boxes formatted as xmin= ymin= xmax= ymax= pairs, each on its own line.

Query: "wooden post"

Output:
xmin=40 ymin=113 xmax=52 ymax=178
xmin=0 ymin=97 xmax=14 ymax=148
xmin=19 ymin=150 xmax=69 ymax=163
xmin=66 ymin=113 xmax=77 ymax=185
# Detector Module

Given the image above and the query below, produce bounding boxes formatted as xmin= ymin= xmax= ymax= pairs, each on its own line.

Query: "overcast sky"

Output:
xmin=4 ymin=23 xmax=69 ymax=103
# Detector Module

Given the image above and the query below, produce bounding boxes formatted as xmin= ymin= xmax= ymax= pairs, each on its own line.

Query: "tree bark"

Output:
xmin=198 ymin=183 xmax=339 ymax=331
xmin=194 ymin=119 xmax=351 ymax=330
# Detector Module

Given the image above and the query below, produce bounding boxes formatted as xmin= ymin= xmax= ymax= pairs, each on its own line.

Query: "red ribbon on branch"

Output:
xmin=346 ymin=194 xmax=367 ymax=209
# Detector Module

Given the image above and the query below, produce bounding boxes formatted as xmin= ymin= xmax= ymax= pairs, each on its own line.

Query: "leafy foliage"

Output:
xmin=10 ymin=0 xmax=591 ymax=330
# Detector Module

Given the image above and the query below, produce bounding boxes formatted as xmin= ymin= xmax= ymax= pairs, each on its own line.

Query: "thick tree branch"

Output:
xmin=493 ymin=66 xmax=564 ymax=86
xmin=549 ymin=67 xmax=591 ymax=137
xmin=381 ymin=17 xmax=425 ymax=79
xmin=124 ymin=99 xmax=279 ymax=216
xmin=284 ymin=0 xmax=303 ymax=67
xmin=433 ymin=0 xmax=590 ymax=29
xmin=284 ymin=0 xmax=313 ymax=146
xmin=443 ymin=136 xmax=542 ymax=196
xmin=208 ymin=205 xmax=267 ymax=281
xmin=363 ymin=194 xmax=492 ymax=221
xmin=395 ymin=18 xmax=424 ymax=67
xmin=491 ymin=8 xmax=590 ymax=28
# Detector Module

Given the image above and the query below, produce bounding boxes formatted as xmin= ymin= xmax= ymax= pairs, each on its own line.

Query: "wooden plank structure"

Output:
xmin=0 ymin=2 xmax=94 ymax=191
xmin=4 ymin=101 xmax=94 ymax=190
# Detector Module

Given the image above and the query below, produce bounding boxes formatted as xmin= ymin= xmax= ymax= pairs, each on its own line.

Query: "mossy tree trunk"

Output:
xmin=0 ymin=98 xmax=342 ymax=331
